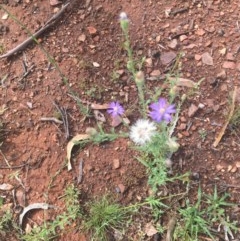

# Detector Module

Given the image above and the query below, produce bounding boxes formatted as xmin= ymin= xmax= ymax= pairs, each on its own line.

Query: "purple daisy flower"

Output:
xmin=107 ymin=102 xmax=125 ymax=117
xmin=149 ymin=98 xmax=176 ymax=123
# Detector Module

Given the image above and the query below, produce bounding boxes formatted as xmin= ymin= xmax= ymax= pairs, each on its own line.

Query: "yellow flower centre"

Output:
xmin=159 ymin=108 xmax=165 ymax=114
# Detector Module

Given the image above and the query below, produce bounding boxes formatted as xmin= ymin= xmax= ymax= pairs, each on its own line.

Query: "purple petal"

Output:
xmin=166 ymin=105 xmax=176 ymax=114
xmin=163 ymin=113 xmax=172 ymax=122
xmin=150 ymin=103 xmax=159 ymax=111
xmin=158 ymin=98 xmax=167 ymax=107
xmin=149 ymin=111 xmax=163 ymax=123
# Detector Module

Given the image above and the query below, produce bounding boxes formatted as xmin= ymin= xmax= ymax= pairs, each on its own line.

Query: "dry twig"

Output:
xmin=0 ymin=3 xmax=70 ymax=59
xmin=40 ymin=117 xmax=63 ymax=124
xmin=77 ymin=159 xmax=83 ymax=184
xmin=53 ymin=101 xmax=69 ymax=139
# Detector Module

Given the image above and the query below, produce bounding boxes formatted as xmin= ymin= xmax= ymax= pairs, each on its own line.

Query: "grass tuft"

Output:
xmin=84 ymin=196 xmax=130 ymax=241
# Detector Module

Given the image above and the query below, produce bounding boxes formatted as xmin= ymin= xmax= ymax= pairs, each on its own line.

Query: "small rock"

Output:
xmin=219 ymin=48 xmax=227 ymax=56
xmin=179 ymin=35 xmax=188 ymax=42
xmin=1 ymin=13 xmax=8 ymax=20
xmin=216 ymin=164 xmax=224 ymax=171
xmin=116 ymin=69 xmax=125 ymax=76
xmin=198 ymin=103 xmax=205 ymax=109
xmin=78 ymin=34 xmax=86 ymax=42
xmin=195 ymin=54 xmax=202 ymax=61
xmin=204 ymin=40 xmax=212 ymax=47
xmin=85 ymin=164 xmax=94 ymax=171
xmin=177 ymin=133 xmax=183 ymax=138
xmin=93 ymin=35 xmax=99 ymax=42
xmin=213 ymin=105 xmax=220 ymax=112
xmin=236 ymin=161 xmax=240 ymax=168
xmin=49 ymin=0 xmax=61 ymax=6
xmin=110 ymin=115 xmax=122 ymax=127
xmin=222 ymin=61 xmax=236 ymax=69
xmin=62 ymin=47 xmax=69 ymax=53
xmin=168 ymin=39 xmax=178 ymax=49
xmin=236 ymin=63 xmax=240 ymax=72
xmin=217 ymin=29 xmax=225 ymax=36
xmin=26 ymin=102 xmax=33 ymax=109
xmin=227 ymin=165 xmax=233 ymax=172
xmin=183 ymin=43 xmax=197 ymax=49
xmin=205 ymin=26 xmax=215 ymax=33
xmin=191 ymin=172 xmax=200 ymax=180
xmin=226 ymin=53 xmax=235 ymax=61
xmin=191 ymin=125 xmax=197 ymax=131
xmin=188 ymin=104 xmax=198 ymax=117
xmin=145 ymin=58 xmax=153 ymax=67
xmin=196 ymin=28 xmax=205 ymax=36
xmin=113 ymin=159 xmax=120 ymax=169
xmin=150 ymin=69 xmax=161 ymax=76
xmin=181 ymin=131 xmax=190 ymax=137
xmin=53 ymin=7 xmax=60 ymax=13
xmin=92 ymin=62 xmax=100 ymax=67
xmin=231 ymin=166 xmax=237 ymax=173
xmin=144 ymin=222 xmax=158 ymax=237
xmin=117 ymin=184 xmax=125 ymax=193
xmin=177 ymin=123 xmax=187 ymax=130
xmin=160 ymin=51 xmax=176 ymax=65
xmin=155 ymin=35 xmax=161 ymax=43
xmin=216 ymin=70 xmax=227 ymax=80
xmin=202 ymin=52 xmax=213 ymax=65
xmin=220 ymin=83 xmax=228 ymax=91
xmin=180 ymin=116 xmax=187 ymax=122
xmin=87 ymin=26 xmax=97 ymax=35
xmin=205 ymin=98 xmax=214 ymax=107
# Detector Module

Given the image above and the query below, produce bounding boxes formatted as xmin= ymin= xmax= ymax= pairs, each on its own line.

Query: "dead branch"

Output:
xmin=0 ymin=3 xmax=70 ymax=59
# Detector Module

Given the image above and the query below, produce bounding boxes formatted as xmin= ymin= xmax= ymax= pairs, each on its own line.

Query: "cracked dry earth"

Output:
xmin=1 ymin=0 xmax=240 ymax=240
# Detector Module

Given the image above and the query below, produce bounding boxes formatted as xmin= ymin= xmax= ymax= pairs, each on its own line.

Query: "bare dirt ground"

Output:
xmin=1 ymin=0 xmax=240 ymax=240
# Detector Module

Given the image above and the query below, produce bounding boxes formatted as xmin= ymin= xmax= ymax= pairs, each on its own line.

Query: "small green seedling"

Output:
xmin=198 ymin=129 xmax=207 ymax=142
xmin=205 ymin=186 xmax=238 ymax=236
xmin=174 ymin=187 xmax=212 ymax=240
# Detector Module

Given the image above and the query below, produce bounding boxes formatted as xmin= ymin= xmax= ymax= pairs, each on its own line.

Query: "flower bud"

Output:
xmin=86 ymin=127 xmax=98 ymax=137
xmin=181 ymin=94 xmax=187 ymax=102
xmin=167 ymin=138 xmax=180 ymax=152
xmin=119 ymin=12 xmax=129 ymax=33
xmin=169 ymin=86 xmax=179 ymax=97
xmin=135 ymin=71 xmax=145 ymax=86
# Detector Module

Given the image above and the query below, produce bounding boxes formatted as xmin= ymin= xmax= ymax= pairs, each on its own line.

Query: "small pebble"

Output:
xmin=191 ymin=172 xmax=200 ymax=180
xmin=113 ymin=159 xmax=120 ymax=169
xmin=117 ymin=184 xmax=125 ymax=193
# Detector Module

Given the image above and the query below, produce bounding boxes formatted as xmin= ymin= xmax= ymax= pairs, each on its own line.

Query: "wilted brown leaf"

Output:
xmin=66 ymin=134 xmax=90 ymax=170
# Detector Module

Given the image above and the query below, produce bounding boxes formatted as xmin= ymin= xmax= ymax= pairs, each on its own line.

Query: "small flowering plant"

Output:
xmin=104 ymin=12 xmax=181 ymax=192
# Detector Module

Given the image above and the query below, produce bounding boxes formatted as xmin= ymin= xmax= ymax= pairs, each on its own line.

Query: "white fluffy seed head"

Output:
xmin=129 ymin=119 xmax=157 ymax=145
